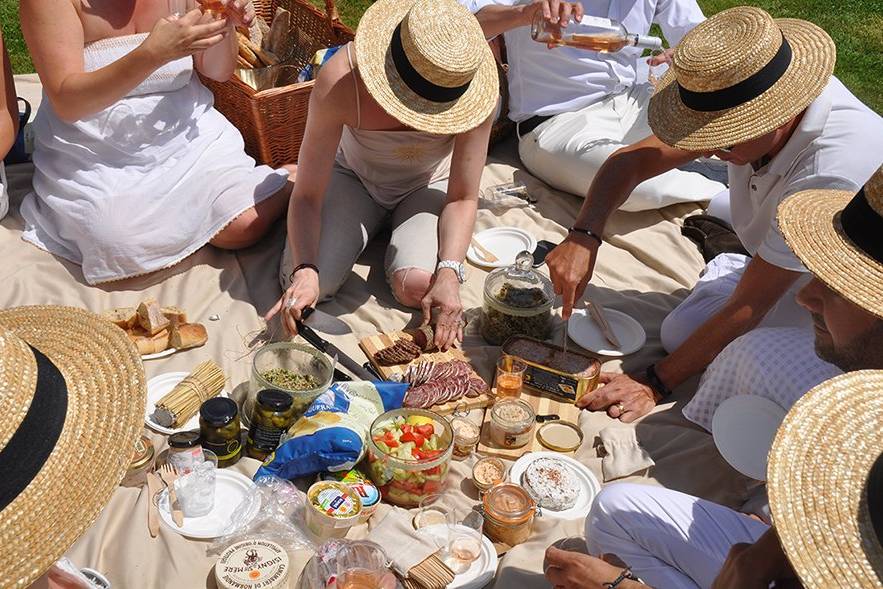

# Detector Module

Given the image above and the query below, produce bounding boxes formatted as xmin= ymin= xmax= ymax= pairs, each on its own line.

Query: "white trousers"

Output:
xmin=517 ymin=84 xmax=725 ymax=212
xmin=660 ymin=253 xmax=813 ymax=353
xmin=586 ymin=483 xmax=769 ymax=589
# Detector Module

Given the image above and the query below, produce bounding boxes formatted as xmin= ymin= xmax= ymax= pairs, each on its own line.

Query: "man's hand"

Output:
xmin=547 ymin=233 xmax=600 ymax=319
xmin=421 ymin=270 xmax=464 ymax=351
xmin=577 ymin=372 xmax=659 ymax=422
xmin=530 ymin=0 xmax=584 ymax=26
xmin=544 ymin=547 xmax=641 ymax=589
xmin=647 ymin=47 xmax=675 ymax=66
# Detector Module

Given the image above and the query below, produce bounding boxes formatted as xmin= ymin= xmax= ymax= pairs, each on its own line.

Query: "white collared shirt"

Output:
xmin=459 ymin=0 xmax=705 ymax=121
xmin=728 ymin=77 xmax=883 ymax=271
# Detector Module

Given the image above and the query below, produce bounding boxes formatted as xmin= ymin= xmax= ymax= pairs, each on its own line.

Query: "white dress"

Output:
xmin=20 ymin=33 xmax=289 ymax=284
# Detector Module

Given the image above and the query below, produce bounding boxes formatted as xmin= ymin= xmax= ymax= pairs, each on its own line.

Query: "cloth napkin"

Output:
xmin=599 ymin=426 xmax=655 ymax=482
xmin=369 ymin=507 xmax=439 ymax=577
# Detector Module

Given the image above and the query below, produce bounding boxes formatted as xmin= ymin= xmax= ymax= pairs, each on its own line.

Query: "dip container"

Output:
xmin=215 ymin=539 xmax=290 ymax=589
xmin=481 ymin=483 xmax=537 ymax=546
xmin=167 ymin=430 xmax=203 ymax=474
xmin=120 ymin=434 xmax=155 ymax=488
xmin=472 ymin=456 xmax=506 ymax=492
xmin=502 ymin=336 xmax=601 ymax=402
xmin=319 ymin=469 xmax=381 ymax=524
xmin=489 ymin=398 xmax=535 ymax=449
xmin=451 ymin=417 xmax=481 ymax=459
xmin=306 ymin=481 xmax=363 ymax=540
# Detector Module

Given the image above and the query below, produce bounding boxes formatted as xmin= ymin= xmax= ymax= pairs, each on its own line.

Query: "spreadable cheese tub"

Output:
xmin=215 ymin=539 xmax=289 ymax=589
xmin=306 ymin=481 xmax=363 ymax=540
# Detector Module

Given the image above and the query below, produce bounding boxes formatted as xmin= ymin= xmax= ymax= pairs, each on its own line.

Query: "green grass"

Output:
xmin=3 ymin=0 xmax=881 ymax=113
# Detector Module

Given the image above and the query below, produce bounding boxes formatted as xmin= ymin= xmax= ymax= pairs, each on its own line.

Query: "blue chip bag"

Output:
xmin=254 ymin=380 xmax=406 ymax=481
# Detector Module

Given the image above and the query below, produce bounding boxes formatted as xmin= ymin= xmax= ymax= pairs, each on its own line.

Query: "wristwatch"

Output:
xmin=436 ymin=260 xmax=466 ymax=284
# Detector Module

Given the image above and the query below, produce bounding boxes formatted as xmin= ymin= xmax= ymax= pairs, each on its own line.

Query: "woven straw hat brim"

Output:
xmin=778 ymin=189 xmax=883 ymax=319
xmin=649 ymin=18 xmax=835 ymax=151
xmin=355 ymin=0 xmax=499 ymax=135
xmin=767 ymin=370 xmax=883 ymax=588
xmin=0 ymin=306 xmax=146 ymax=589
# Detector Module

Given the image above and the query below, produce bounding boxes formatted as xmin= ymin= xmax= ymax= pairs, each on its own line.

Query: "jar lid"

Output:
xmin=483 ymin=482 xmax=536 ymax=520
xmin=484 ymin=251 xmax=554 ymax=313
xmin=200 ymin=397 xmax=239 ymax=426
xmin=536 ymin=421 xmax=584 ymax=452
xmin=257 ymin=389 xmax=293 ymax=411
xmin=215 ymin=539 xmax=289 ymax=589
xmin=490 ymin=398 xmax=535 ymax=427
xmin=168 ymin=430 xmax=201 ymax=449
xmin=129 ymin=435 xmax=154 ymax=470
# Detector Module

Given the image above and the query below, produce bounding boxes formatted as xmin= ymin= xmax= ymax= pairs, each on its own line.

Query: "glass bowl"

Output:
xmin=248 ymin=342 xmax=334 ymax=423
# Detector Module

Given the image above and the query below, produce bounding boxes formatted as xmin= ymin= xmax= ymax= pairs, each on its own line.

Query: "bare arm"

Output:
xmin=195 ymin=0 xmax=256 ymax=81
xmin=0 ymin=31 xmax=18 ymax=157
xmin=474 ymin=1 xmax=584 ymax=39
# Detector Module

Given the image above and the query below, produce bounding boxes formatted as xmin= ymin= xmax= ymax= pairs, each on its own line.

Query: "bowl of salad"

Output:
xmin=366 ymin=408 xmax=454 ymax=508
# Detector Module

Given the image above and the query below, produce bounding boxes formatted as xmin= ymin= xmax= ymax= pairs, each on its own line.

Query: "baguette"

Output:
xmin=169 ymin=323 xmax=208 ymax=351
xmin=101 ymin=307 xmax=137 ymax=329
xmin=238 ymin=36 xmax=260 ymax=67
xmin=264 ymin=7 xmax=292 ymax=58
xmin=249 ymin=15 xmax=270 ymax=50
xmin=237 ymin=31 xmax=278 ymax=67
xmin=137 ymin=298 xmax=170 ymax=336
xmin=161 ymin=306 xmax=187 ymax=327
xmin=236 ymin=55 xmax=253 ymax=69
xmin=131 ymin=329 xmax=170 ymax=356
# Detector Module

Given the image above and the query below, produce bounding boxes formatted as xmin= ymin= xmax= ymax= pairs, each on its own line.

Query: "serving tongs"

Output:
xmin=295 ymin=308 xmax=379 ymax=381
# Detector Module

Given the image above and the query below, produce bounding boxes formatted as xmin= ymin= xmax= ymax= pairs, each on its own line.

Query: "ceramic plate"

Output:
xmin=158 ymin=469 xmax=259 ymax=539
xmin=141 ymin=347 xmax=177 ymax=361
xmin=567 ymin=308 xmax=646 ymax=356
xmin=467 ymin=227 xmax=537 ymax=268
xmin=712 ymin=395 xmax=787 ymax=481
xmin=418 ymin=524 xmax=498 ymax=589
xmin=145 ymin=372 xmax=228 ymax=435
xmin=509 ymin=452 xmax=601 ymax=520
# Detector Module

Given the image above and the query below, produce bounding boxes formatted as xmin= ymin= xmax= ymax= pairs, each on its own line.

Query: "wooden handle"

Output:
xmin=471 ymin=238 xmax=499 ymax=263
xmin=167 ymin=480 xmax=184 ymax=527
xmin=587 ymin=299 xmax=620 ymax=348
xmin=324 ymin=0 xmax=340 ymax=23
xmin=146 ymin=473 xmax=160 ymax=538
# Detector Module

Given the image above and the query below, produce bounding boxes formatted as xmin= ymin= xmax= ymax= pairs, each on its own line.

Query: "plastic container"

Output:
xmin=215 ymin=539 xmax=290 ymax=589
xmin=489 ymin=398 xmax=535 ymax=449
xmin=248 ymin=342 xmax=334 ymax=423
xmin=480 ymin=251 xmax=554 ymax=345
xmin=319 ymin=469 xmax=381 ymax=524
xmin=306 ymin=481 xmax=363 ymax=540
xmin=120 ymin=435 xmax=155 ymax=488
xmin=365 ymin=408 xmax=454 ymax=508
xmin=481 ymin=483 xmax=537 ymax=546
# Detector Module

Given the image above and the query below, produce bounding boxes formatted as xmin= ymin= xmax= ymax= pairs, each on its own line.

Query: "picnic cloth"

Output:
xmin=7 ymin=74 xmax=756 ymax=588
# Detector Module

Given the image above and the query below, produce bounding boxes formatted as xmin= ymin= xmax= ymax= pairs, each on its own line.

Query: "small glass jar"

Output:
xmin=167 ymin=430 xmax=203 ymax=474
xmin=480 ymin=251 xmax=554 ymax=345
xmin=199 ymin=397 xmax=242 ymax=468
xmin=120 ymin=434 xmax=155 ymax=488
xmin=247 ymin=389 xmax=296 ymax=461
xmin=481 ymin=483 xmax=537 ymax=546
xmin=472 ymin=456 xmax=506 ymax=493
xmin=450 ymin=417 xmax=481 ymax=459
xmin=489 ymin=398 xmax=535 ymax=449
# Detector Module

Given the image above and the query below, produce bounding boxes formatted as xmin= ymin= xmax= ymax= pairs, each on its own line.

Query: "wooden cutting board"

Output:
xmin=477 ymin=386 xmax=582 ymax=461
xmin=359 ymin=331 xmax=492 ymax=415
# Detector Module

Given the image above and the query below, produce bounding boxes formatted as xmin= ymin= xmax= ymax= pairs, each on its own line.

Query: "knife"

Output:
xmin=586 ymin=297 xmax=621 ymax=348
xmin=146 ymin=471 xmax=161 ymax=538
xmin=297 ymin=308 xmax=376 ymax=381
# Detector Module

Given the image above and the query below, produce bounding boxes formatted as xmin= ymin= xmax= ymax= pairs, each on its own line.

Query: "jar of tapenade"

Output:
xmin=167 ymin=430 xmax=203 ymax=474
xmin=481 ymin=483 xmax=537 ymax=546
xmin=489 ymin=398 xmax=535 ymax=449
xmin=199 ymin=397 xmax=242 ymax=468
xmin=247 ymin=389 xmax=296 ymax=461
xmin=480 ymin=251 xmax=554 ymax=345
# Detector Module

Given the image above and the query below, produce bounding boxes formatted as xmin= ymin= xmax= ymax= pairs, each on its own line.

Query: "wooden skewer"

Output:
xmin=586 ymin=297 xmax=621 ymax=348
xmin=470 ymin=238 xmax=499 ymax=263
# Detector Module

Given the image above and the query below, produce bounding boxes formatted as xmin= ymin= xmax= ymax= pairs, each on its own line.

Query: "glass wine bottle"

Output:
xmin=531 ymin=12 xmax=663 ymax=52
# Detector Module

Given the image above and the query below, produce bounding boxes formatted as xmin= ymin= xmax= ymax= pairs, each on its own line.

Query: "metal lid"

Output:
xmin=168 ymin=430 xmax=201 ymax=449
xmin=129 ymin=435 xmax=154 ymax=470
xmin=200 ymin=397 xmax=238 ymax=426
xmin=536 ymin=421 xmax=584 ymax=453
xmin=256 ymin=389 xmax=293 ymax=411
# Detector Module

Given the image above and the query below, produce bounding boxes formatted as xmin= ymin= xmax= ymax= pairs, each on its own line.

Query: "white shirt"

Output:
xmin=459 ymin=0 xmax=705 ymax=121
xmin=729 ymin=77 xmax=883 ymax=271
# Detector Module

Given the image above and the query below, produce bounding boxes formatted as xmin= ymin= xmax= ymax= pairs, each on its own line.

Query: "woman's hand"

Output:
xmin=421 ymin=270 xmax=464 ymax=351
xmin=577 ymin=372 xmax=659 ymax=423
xmin=203 ymin=0 xmax=255 ymax=28
xmin=141 ymin=9 xmax=229 ymax=66
xmin=265 ymin=268 xmax=321 ymax=336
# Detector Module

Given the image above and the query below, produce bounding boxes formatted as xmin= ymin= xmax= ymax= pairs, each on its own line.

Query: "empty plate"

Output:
xmin=467 ymin=227 xmax=537 ymax=268
xmin=712 ymin=395 xmax=787 ymax=481
xmin=567 ymin=308 xmax=646 ymax=356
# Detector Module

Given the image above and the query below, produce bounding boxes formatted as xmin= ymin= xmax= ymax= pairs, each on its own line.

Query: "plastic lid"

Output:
xmin=168 ymin=430 xmax=201 ymax=449
xmin=200 ymin=397 xmax=239 ymax=426
xmin=257 ymin=389 xmax=294 ymax=411
xmin=483 ymin=483 xmax=536 ymax=521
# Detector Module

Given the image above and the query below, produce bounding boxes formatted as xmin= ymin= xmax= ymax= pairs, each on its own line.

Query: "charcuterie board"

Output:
xmin=359 ymin=331 xmax=492 ymax=415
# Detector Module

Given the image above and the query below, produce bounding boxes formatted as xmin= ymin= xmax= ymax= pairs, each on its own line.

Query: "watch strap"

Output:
xmin=288 ymin=263 xmax=319 ymax=284
xmin=436 ymin=260 xmax=465 ymax=283
xmin=569 ymin=226 xmax=603 ymax=246
xmin=645 ymin=363 xmax=673 ymax=399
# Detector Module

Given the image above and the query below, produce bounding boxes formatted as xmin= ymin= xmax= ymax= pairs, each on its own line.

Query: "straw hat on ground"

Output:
xmin=649 ymin=6 xmax=835 ymax=151
xmin=778 ymin=164 xmax=883 ymax=318
xmin=354 ymin=0 xmax=499 ymax=135
xmin=0 ymin=306 xmax=146 ymax=588
xmin=767 ymin=370 xmax=883 ymax=588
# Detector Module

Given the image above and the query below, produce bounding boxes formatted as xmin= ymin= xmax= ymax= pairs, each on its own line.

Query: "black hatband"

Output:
xmin=390 ymin=23 xmax=470 ymax=104
xmin=840 ymin=187 xmax=883 ymax=264
xmin=0 ymin=345 xmax=68 ymax=511
xmin=678 ymin=34 xmax=793 ymax=112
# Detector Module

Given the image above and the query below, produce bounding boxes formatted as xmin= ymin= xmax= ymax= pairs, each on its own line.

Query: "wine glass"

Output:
xmin=168 ymin=0 xmax=193 ymax=18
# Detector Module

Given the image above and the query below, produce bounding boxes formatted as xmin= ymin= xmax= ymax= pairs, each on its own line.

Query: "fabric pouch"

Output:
xmin=599 ymin=426 xmax=655 ymax=482
xmin=369 ymin=507 xmax=439 ymax=577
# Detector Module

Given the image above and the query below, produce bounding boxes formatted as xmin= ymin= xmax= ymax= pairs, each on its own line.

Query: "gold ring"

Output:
xmin=617 ymin=403 xmax=625 ymax=413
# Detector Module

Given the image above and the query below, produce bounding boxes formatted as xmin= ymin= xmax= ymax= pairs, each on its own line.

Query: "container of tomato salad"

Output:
xmin=366 ymin=408 xmax=454 ymax=508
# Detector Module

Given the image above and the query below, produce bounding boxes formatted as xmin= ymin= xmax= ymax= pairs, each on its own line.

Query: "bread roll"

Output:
xmin=161 ymin=306 xmax=188 ymax=327
xmin=132 ymin=329 xmax=170 ymax=355
xmin=169 ymin=323 xmax=208 ymax=350
xmin=137 ymin=298 xmax=170 ymax=336
xmin=101 ymin=307 xmax=137 ymax=329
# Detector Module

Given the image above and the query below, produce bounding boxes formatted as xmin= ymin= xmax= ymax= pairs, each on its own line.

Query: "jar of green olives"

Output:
xmin=247 ymin=389 xmax=296 ymax=461
xmin=199 ymin=397 xmax=242 ymax=468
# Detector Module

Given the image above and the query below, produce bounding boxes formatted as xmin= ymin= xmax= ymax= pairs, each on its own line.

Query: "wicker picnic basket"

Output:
xmin=199 ymin=0 xmax=354 ymax=168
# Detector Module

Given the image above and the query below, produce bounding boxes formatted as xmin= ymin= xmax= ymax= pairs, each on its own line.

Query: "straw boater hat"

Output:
xmin=778 ymin=164 xmax=883 ymax=318
xmin=767 ymin=370 xmax=883 ymax=588
xmin=0 ymin=306 xmax=145 ymax=588
xmin=354 ymin=0 xmax=499 ymax=135
xmin=649 ymin=6 xmax=836 ymax=151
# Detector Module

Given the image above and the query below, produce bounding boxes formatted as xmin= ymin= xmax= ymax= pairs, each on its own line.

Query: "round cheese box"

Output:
xmin=215 ymin=539 xmax=290 ymax=589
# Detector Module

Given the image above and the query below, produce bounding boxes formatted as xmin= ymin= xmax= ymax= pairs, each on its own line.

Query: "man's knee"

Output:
xmin=660 ymin=304 xmax=700 ymax=353
xmin=390 ymin=268 xmax=432 ymax=309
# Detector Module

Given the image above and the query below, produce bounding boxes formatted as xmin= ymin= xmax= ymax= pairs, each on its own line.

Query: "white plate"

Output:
xmin=712 ymin=395 xmax=786 ymax=482
xmin=567 ymin=308 xmax=646 ymax=356
xmin=158 ymin=469 xmax=259 ymax=539
xmin=509 ymin=452 xmax=601 ymax=520
xmin=142 ymin=347 xmax=178 ymax=361
xmin=418 ymin=524 xmax=497 ymax=589
xmin=467 ymin=227 xmax=537 ymax=268
xmin=145 ymin=372 xmax=228 ymax=435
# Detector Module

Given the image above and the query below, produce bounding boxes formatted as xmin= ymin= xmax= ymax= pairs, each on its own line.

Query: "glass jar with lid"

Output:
xmin=481 ymin=483 xmax=537 ymax=545
xmin=199 ymin=397 xmax=242 ymax=468
xmin=247 ymin=389 xmax=297 ymax=461
xmin=480 ymin=251 xmax=554 ymax=345
xmin=168 ymin=430 xmax=204 ymax=474
xmin=489 ymin=398 xmax=535 ymax=449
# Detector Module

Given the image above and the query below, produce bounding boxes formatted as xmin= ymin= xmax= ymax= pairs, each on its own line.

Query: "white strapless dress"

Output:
xmin=21 ymin=33 xmax=289 ymax=284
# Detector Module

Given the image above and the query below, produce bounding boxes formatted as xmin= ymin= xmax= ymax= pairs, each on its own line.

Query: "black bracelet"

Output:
xmin=604 ymin=568 xmax=638 ymax=588
xmin=568 ymin=226 xmax=603 ymax=246
xmin=288 ymin=263 xmax=319 ymax=283
xmin=645 ymin=363 xmax=673 ymax=399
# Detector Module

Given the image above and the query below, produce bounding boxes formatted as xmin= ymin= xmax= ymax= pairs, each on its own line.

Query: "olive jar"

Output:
xmin=480 ymin=251 xmax=554 ymax=345
xmin=247 ymin=389 xmax=296 ymax=461
xmin=199 ymin=397 xmax=242 ymax=468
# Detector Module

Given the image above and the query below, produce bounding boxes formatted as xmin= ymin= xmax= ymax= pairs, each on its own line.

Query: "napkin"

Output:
xmin=599 ymin=426 xmax=655 ymax=482
xmin=369 ymin=507 xmax=440 ymax=577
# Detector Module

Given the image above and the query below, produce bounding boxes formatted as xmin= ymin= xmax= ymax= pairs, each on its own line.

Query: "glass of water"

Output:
xmin=175 ymin=449 xmax=218 ymax=517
